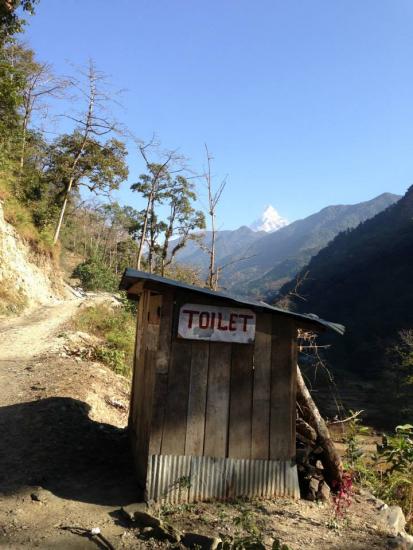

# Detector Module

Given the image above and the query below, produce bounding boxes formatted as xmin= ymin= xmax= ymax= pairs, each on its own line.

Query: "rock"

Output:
xmin=30 ymin=488 xmax=49 ymax=503
xmin=120 ymin=504 xmax=159 ymax=526
xmin=387 ymin=535 xmax=413 ymax=550
xmin=149 ymin=522 xmax=182 ymax=543
xmin=317 ymin=481 xmax=330 ymax=502
xmin=120 ymin=506 xmax=181 ymax=543
xmin=181 ymin=532 xmax=222 ymax=549
xmin=401 ymin=532 xmax=413 ymax=546
xmin=379 ymin=505 xmax=406 ymax=535
xmin=307 ymin=477 xmax=319 ymax=501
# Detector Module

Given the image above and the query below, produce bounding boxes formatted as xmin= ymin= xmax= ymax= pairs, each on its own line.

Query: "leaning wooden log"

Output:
xmin=296 ymin=365 xmax=343 ymax=487
xmin=296 ymin=417 xmax=317 ymax=444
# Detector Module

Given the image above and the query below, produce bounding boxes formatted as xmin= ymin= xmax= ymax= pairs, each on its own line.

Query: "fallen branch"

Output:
xmin=328 ymin=410 xmax=364 ymax=425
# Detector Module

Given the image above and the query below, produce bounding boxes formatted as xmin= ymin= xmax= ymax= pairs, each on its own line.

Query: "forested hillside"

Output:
xmin=280 ymin=186 xmax=413 ymax=420
xmin=0 ymin=2 xmax=209 ymax=303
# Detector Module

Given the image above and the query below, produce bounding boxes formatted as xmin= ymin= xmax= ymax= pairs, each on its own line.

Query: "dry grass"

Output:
xmin=1 ymin=194 xmax=58 ymax=261
xmin=0 ymin=278 xmax=28 ymax=315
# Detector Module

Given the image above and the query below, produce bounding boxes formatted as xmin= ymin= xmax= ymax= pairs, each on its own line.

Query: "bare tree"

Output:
xmin=18 ymin=49 xmax=69 ymax=169
xmin=203 ymin=144 xmax=226 ymax=290
xmin=211 ymin=252 xmax=256 ymax=290
xmin=52 ymin=60 xmax=122 ymax=245
xmin=276 ymin=270 xmax=310 ymax=309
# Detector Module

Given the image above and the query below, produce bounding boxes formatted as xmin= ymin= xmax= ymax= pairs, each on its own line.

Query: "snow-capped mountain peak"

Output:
xmin=250 ymin=205 xmax=289 ymax=233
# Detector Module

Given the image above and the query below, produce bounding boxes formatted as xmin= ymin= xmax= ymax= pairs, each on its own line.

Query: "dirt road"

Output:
xmin=0 ymin=299 xmax=139 ymax=549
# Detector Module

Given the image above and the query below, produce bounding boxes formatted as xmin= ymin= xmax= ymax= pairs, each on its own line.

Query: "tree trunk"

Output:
xmin=207 ymin=210 xmax=216 ymax=290
xmin=137 ymin=195 xmax=152 ymax=270
xmin=296 ymin=365 xmax=343 ymax=487
xmin=53 ymin=178 xmax=74 ymax=245
xmin=20 ymin=115 xmax=28 ymax=170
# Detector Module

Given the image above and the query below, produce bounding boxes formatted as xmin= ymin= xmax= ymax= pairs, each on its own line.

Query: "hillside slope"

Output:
xmin=0 ymin=201 xmax=69 ymax=314
xmin=279 ymin=185 xmax=413 ymax=393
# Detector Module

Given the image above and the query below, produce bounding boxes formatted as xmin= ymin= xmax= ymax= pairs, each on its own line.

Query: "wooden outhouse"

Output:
xmin=119 ymin=269 xmax=343 ymax=503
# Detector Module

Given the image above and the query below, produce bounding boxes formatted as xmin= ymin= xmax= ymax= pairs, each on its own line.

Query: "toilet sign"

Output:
xmin=178 ymin=303 xmax=256 ymax=344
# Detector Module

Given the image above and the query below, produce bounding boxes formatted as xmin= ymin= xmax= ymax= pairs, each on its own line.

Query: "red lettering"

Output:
xmin=199 ymin=311 xmax=210 ymax=329
xmin=217 ymin=312 xmax=228 ymax=331
xmin=210 ymin=311 xmax=216 ymax=329
xmin=238 ymin=314 xmax=253 ymax=331
xmin=183 ymin=309 xmax=199 ymax=329
xmin=229 ymin=313 xmax=238 ymax=331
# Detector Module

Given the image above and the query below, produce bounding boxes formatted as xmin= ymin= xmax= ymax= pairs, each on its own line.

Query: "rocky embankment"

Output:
xmin=0 ymin=202 xmax=70 ymax=314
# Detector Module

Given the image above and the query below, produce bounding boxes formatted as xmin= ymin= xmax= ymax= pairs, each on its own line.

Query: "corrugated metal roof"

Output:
xmin=119 ymin=268 xmax=345 ymax=335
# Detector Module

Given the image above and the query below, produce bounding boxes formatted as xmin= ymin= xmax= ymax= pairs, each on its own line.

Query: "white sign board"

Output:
xmin=178 ymin=303 xmax=256 ymax=344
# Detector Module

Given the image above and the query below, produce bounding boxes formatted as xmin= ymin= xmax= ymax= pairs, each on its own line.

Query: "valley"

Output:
xmin=173 ymin=193 xmax=401 ymax=298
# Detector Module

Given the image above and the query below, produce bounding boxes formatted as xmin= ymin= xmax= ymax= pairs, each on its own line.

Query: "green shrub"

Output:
xmin=71 ymin=301 xmax=135 ymax=377
xmin=3 ymin=196 xmax=38 ymax=242
xmin=72 ymin=256 xmax=118 ymax=291
xmin=343 ymin=412 xmax=370 ymax=469
xmin=349 ymin=423 xmax=413 ymax=533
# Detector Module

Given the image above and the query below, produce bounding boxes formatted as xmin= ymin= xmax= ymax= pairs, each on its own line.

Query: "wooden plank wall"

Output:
xmin=270 ymin=318 xmax=297 ymax=460
xmin=251 ymin=313 xmax=272 ymax=459
xmin=130 ymin=290 xmax=163 ymax=485
xmin=228 ymin=343 xmax=254 ymax=458
xmin=203 ymin=343 xmax=232 ymax=457
xmin=149 ymin=291 xmax=173 ymax=456
xmin=132 ymin=289 xmax=298 ymax=473
xmin=185 ymin=342 xmax=209 ymax=456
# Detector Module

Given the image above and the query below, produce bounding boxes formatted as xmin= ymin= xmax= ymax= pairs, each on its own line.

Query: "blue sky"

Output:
xmin=23 ymin=0 xmax=413 ymax=228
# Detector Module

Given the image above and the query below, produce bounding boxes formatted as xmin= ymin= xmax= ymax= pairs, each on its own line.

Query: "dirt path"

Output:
xmin=0 ymin=302 xmax=78 ymax=358
xmin=0 ymin=299 xmax=139 ymax=549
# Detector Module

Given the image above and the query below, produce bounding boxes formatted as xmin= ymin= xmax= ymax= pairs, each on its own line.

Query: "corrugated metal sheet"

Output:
xmin=146 ymin=454 xmax=300 ymax=503
xmin=119 ymin=268 xmax=345 ymax=335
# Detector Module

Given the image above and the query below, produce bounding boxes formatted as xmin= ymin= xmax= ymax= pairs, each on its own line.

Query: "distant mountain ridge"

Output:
xmin=173 ymin=192 xmax=401 ymax=294
xmin=234 ymin=192 xmax=401 ymax=297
